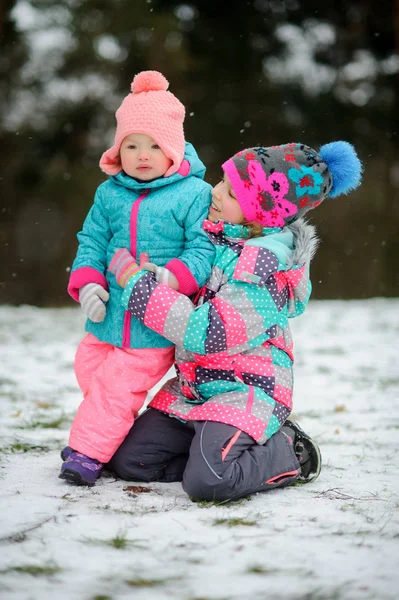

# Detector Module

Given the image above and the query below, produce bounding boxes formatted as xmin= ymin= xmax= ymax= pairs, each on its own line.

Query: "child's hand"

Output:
xmin=79 ymin=283 xmax=109 ymax=322
xmin=140 ymin=254 xmax=179 ymax=291
xmin=108 ymin=249 xmax=141 ymax=288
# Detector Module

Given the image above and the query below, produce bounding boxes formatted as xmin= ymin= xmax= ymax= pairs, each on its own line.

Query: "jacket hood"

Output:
xmin=286 ymin=219 xmax=319 ymax=267
xmin=204 ymin=218 xmax=317 ymax=317
xmin=204 ymin=219 xmax=318 ymax=267
xmin=244 ymin=218 xmax=318 ymax=268
xmin=109 ymin=141 xmax=206 ymax=192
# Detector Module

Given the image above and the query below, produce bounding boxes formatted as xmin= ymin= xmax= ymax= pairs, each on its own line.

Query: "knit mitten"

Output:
xmin=79 ymin=283 xmax=109 ymax=322
xmin=140 ymin=260 xmax=179 ymax=290
xmin=109 ymin=249 xmax=141 ymax=288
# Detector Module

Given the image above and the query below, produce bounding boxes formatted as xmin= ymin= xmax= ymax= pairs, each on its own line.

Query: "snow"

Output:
xmin=0 ymin=300 xmax=398 ymax=600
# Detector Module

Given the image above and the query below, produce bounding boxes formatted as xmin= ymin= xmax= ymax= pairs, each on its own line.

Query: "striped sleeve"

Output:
xmin=121 ymin=269 xmax=283 ymax=356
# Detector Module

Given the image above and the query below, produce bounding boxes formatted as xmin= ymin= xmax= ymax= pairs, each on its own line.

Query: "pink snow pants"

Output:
xmin=69 ymin=333 xmax=175 ymax=462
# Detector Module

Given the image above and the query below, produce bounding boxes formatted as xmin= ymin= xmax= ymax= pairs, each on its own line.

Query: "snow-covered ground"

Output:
xmin=0 ymin=300 xmax=398 ymax=600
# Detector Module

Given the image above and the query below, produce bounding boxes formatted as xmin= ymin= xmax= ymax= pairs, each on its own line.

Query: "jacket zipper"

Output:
xmin=122 ymin=188 xmax=150 ymax=348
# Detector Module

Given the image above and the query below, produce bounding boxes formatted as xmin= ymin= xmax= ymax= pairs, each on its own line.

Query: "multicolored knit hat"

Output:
xmin=222 ymin=141 xmax=362 ymax=227
xmin=100 ymin=71 xmax=185 ymax=177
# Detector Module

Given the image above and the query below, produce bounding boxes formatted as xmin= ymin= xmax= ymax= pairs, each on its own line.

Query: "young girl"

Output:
xmin=60 ymin=71 xmax=215 ymax=485
xmin=108 ymin=140 xmax=362 ymax=502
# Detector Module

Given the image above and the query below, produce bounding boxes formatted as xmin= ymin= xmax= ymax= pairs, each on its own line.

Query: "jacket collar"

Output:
xmin=203 ymin=219 xmax=281 ymax=243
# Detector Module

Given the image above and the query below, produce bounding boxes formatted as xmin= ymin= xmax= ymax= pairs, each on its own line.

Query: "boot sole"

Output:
xmin=304 ymin=438 xmax=322 ymax=483
xmin=285 ymin=419 xmax=322 ymax=483
xmin=59 ymin=469 xmax=95 ymax=486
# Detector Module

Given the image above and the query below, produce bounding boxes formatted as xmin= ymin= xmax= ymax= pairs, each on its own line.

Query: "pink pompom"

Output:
xmin=131 ymin=71 xmax=169 ymax=93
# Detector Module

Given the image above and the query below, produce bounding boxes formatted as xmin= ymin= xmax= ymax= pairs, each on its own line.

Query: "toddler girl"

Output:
xmin=108 ymin=140 xmax=362 ymax=501
xmin=60 ymin=71 xmax=215 ymax=485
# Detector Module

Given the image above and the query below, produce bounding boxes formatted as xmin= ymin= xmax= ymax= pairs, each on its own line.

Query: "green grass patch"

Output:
xmin=313 ymin=347 xmax=345 ymax=356
xmin=61 ymin=493 xmax=78 ymax=502
xmin=7 ymin=442 xmax=51 ymax=453
xmin=94 ymin=504 xmax=111 ymax=511
xmin=15 ymin=413 xmax=68 ymax=430
xmin=186 ymin=597 xmax=231 ymax=600
xmin=191 ymin=495 xmax=252 ymax=507
xmin=83 ymin=533 xmax=145 ymax=550
xmin=0 ymin=377 xmax=15 ymax=386
xmin=110 ymin=508 xmax=136 ymax=515
xmin=2 ymin=564 xmax=61 ymax=577
xmin=247 ymin=565 xmax=279 ymax=574
xmin=213 ymin=517 xmax=257 ymax=527
xmin=378 ymin=377 xmax=399 ymax=390
xmin=126 ymin=577 xmax=165 ymax=588
xmin=110 ymin=534 xmax=129 ymax=549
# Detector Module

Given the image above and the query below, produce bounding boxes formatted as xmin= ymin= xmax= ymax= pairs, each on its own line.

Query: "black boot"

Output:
xmin=281 ymin=420 xmax=322 ymax=483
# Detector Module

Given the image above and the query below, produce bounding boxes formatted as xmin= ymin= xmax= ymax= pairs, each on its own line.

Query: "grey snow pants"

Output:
xmin=109 ymin=408 xmax=300 ymax=502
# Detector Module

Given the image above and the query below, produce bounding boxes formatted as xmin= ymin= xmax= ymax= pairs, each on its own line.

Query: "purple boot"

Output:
xmin=60 ymin=446 xmax=73 ymax=461
xmin=59 ymin=450 xmax=103 ymax=486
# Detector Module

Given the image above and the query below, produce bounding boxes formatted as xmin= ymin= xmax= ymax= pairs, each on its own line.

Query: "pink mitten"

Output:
xmin=109 ymin=249 xmax=140 ymax=288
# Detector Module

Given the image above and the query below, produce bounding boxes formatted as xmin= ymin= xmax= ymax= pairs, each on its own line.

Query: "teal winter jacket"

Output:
xmin=68 ymin=142 xmax=215 ymax=348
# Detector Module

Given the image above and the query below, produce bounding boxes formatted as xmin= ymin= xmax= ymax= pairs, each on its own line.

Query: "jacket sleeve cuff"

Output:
xmin=165 ymin=258 xmax=199 ymax=296
xmin=67 ymin=267 xmax=108 ymax=302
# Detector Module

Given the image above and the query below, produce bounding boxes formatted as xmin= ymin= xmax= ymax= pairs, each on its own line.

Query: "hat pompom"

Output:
xmin=131 ymin=71 xmax=169 ymax=94
xmin=319 ymin=141 xmax=362 ymax=198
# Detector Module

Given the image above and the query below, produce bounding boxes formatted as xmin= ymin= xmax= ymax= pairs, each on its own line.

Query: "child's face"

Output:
xmin=208 ymin=173 xmax=245 ymax=224
xmin=120 ymin=133 xmax=173 ymax=180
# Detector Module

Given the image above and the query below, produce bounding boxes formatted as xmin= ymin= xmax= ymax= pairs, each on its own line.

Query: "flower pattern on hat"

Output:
xmin=288 ymin=165 xmax=324 ymax=197
xmin=222 ymin=142 xmax=336 ymax=228
xmin=245 ymin=160 xmax=297 ymax=227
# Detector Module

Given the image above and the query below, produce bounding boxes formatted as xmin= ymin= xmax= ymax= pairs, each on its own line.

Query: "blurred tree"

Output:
xmin=0 ymin=0 xmax=398 ymax=304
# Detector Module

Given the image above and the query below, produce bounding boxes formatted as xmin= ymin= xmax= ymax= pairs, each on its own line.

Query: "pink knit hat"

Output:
xmin=100 ymin=71 xmax=185 ymax=177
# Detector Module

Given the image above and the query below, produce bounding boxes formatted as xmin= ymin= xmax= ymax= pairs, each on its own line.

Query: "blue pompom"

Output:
xmin=318 ymin=141 xmax=362 ymax=198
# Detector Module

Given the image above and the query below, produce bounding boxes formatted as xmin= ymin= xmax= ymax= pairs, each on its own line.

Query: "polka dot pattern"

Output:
xmin=242 ymin=373 xmax=275 ymax=396
xmin=196 ymin=367 xmax=236 ymax=385
xmin=295 ymin=275 xmax=309 ymax=303
xmin=127 ymin=219 xmax=313 ymax=447
xmin=144 ymin=283 xmax=180 ymax=333
xmin=233 ymin=245 xmax=258 ymax=284
xmin=272 ymin=402 xmax=291 ymax=426
xmin=197 ymin=379 xmax=245 ymax=398
xmin=177 ymin=361 xmax=197 ymax=383
xmin=285 ymin=265 xmax=305 ymax=288
xmin=204 ymin=303 xmax=227 ymax=353
xmin=265 ymin=414 xmax=282 ymax=438
xmin=274 ymin=365 xmax=293 ymax=389
xmin=127 ymin=273 xmax=156 ymax=321
xmin=190 ymin=402 xmax=267 ymax=442
xmin=265 ymin=325 xmax=277 ymax=339
xmin=274 ymin=271 xmax=288 ymax=293
xmin=267 ymin=278 xmax=288 ymax=311
xmin=206 ymin=266 xmax=227 ymax=293
xmin=150 ymin=377 xmax=293 ymax=445
xmin=248 ymin=343 xmax=272 ymax=359
xmin=274 ymin=384 xmax=293 ymax=409
xmin=164 ymin=296 xmax=191 ymax=346
xmin=219 ymin=284 xmax=265 ymax=344
xmin=234 ymin=354 xmax=274 ymax=378
xmin=250 ymin=397 xmax=274 ymax=423
xmin=270 ymin=345 xmax=293 ymax=369
xmin=234 ymin=246 xmax=279 ymax=285
xmin=211 ymin=296 xmax=248 ymax=349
